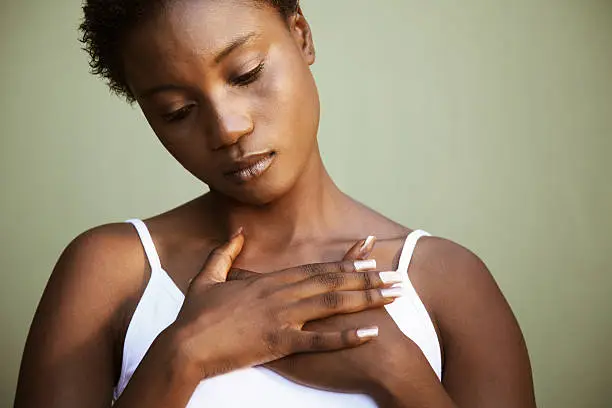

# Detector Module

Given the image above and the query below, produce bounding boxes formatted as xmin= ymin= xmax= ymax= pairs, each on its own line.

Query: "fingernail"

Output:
xmin=354 ymin=259 xmax=377 ymax=271
xmin=356 ymin=326 xmax=379 ymax=339
xmin=230 ymin=227 xmax=244 ymax=239
xmin=379 ymin=271 xmax=403 ymax=285
xmin=359 ymin=236 xmax=376 ymax=253
xmin=380 ymin=287 xmax=404 ymax=298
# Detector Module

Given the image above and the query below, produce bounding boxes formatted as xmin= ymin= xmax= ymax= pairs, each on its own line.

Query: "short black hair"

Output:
xmin=79 ymin=0 xmax=299 ymax=102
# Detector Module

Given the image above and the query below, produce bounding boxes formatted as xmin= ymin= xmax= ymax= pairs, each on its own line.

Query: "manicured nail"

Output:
xmin=230 ymin=227 xmax=244 ymax=239
xmin=354 ymin=259 xmax=377 ymax=271
xmin=356 ymin=326 xmax=379 ymax=339
xmin=380 ymin=287 xmax=404 ymax=298
xmin=379 ymin=271 xmax=403 ymax=285
xmin=359 ymin=236 xmax=376 ymax=253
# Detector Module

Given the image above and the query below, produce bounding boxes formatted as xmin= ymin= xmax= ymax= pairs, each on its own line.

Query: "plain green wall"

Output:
xmin=1 ymin=1 xmax=611 ymax=406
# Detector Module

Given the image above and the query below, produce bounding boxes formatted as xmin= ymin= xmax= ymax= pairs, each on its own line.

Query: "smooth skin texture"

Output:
xmin=15 ymin=1 xmax=536 ymax=407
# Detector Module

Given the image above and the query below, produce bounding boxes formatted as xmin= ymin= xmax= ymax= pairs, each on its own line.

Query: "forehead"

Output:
xmin=121 ymin=0 xmax=287 ymax=91
xmin=161 ymin=1 xmax=273 ymax=52
xmin=125 ymin=0 xmax=282 ymax=62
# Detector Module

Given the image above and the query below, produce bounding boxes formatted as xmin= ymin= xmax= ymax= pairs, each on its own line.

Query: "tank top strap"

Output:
xmin=125 ymin=219 xmax=163 ymax=271
xmin=396 ymin=229 xmax=431 ymax=276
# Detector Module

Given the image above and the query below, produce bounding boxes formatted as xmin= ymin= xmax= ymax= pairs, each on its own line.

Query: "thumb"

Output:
xmin=191 ymin=228 xmax=245 ymax=289
xmin=343 ymin=235 xmax=376 ymax=261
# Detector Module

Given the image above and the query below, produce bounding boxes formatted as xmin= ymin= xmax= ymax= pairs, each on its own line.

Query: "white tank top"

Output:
xmin=114 ymin=219 xmax=442 ymax=406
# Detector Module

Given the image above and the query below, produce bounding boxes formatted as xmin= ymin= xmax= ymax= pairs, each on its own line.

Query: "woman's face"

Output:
xmin=122 ymin=0 xmax=320 ymax=204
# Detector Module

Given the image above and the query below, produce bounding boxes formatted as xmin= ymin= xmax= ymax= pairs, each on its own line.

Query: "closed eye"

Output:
xmin=162 ymin=104 xmax=195 ymax=123
xmin=230 ymin=62 xmax=265 ymax=87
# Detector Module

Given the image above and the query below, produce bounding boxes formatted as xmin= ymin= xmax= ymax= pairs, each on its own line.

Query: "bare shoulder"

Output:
xmin=412 ymin=234 xmax=486 ymax=272
xmin=408 ymin=235 xmax=497 ymax=311
xmin=15 ymin=222 xmax=153 ymax=407
xmin=408 ymin=235 xmax=536 ymax=406
xmin=41 ymin=220 xmax=156 ymax=347
xmin=62 ymin=222 xmax=142 ymax=262
xmin=41 ymin=221 xmax=153 ymax=342
xmin=59 ymin=194 xmax=206 ymax=287
xmin=54 ymin=222 xmax=148 ymax=298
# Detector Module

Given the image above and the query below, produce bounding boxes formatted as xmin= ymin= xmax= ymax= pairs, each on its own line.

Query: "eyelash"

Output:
xmin=162 ymin=63 xmax=265 ymax=123
xmin=230 ymin=62 xmax=265 ymax=87
xmin=163 ymin=104 xmax=195 ymax=123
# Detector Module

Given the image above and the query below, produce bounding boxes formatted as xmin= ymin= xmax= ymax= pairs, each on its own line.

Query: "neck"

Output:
xmin=207 ymin=147 xmax=351 ymax=251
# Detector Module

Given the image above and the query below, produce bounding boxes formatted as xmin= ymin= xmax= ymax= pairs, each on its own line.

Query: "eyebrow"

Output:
xmin=137 ymin=84 xmax=185 ymax=99
xmin=214 ymin=32 xmax=257 ymax=64
xmin=136 ymin=32 xmax=258 ymax=99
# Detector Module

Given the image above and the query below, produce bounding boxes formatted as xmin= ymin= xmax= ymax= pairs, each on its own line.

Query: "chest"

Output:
xmin=160 ymin=237 xmax=405 ymax=294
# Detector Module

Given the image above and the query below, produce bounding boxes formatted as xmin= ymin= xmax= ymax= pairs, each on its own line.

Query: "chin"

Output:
xmin=205 ymin=153 xmax=306 ymax=205
xmin=211 ymin=174 xmax=296 ymax=206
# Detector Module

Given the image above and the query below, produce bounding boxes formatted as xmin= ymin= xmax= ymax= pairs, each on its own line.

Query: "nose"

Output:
xmin=207 ymin=102 xmax=254 ymax=150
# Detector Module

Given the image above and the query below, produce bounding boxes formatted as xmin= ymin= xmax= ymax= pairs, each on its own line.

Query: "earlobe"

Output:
xmin=290 ymin=8 xmax=316 ymax=65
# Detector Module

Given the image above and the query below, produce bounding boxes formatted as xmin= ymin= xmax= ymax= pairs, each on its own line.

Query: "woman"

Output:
xmin=15 ymin=0 xmax=536 ymax=407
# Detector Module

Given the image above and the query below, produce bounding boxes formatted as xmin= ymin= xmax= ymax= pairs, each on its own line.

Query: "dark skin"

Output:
xmin=15 ymin=1 xmax=536 ymax=407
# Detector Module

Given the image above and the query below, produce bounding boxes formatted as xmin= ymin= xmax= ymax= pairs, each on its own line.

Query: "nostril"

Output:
xmin=214 ymin=113 xmax=254 ymax=148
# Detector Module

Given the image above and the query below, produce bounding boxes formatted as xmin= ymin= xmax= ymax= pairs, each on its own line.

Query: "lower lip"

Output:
xmin=226 ymin=153 xmax=275 ymax=183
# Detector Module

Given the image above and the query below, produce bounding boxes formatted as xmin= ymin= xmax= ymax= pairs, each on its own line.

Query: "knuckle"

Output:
xmin=263 ymin=331 xmax=284 ymax=357
xmin=227 ymin=269 xmax=254 ymax=281
xmin=314 ymin=272 xmax=345 ymax=290
xmin=288 ymin=333 xmax=305 ymax=354
xmin=256 ymin=282 xmax=277 ymax=299
xmin=302 ymin=263 xmax=324 ymax=276
xmin=321 ymin=292 xmax=341 ymax=309
xmin=364 ymin=289 xmax=374 ymax=305
xmin=258 ymin=287 xmax=273 ymax=299
xmin=362 ymin=272 xmax=374 ymax=289
xmin=210 ymin=248 xmax=233 ymax=269
xmin=226 ymin=269 xmax=241 ymax=281
xmin=309 ymin=333 xmax=326 ymax=350
xmin=269 ymin=305 xmax=287 ymax=323
xmin=263 ymin=326 xmax=295 ymax=358
xmin=300 ymin=263 xmax=315 ymax=275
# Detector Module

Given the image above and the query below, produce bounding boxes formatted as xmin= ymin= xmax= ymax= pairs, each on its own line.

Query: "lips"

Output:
xmin=223 ymin=151 xmax=276 ymax=183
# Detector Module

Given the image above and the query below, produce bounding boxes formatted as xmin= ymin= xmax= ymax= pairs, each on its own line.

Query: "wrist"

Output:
xmin=155 ymin=325 xmax=203 ymax=388
xmin=114 ymin=326 xmax=203 ymax=407
xmin=162 ymin=322 xmax=240 ymax=384
xmin=371 ymin=345 xmax=447 ymax=407
xmin=382 ymin=370 xmax=455 ymax=408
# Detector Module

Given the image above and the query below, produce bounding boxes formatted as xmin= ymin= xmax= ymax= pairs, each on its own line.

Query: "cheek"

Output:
xmin=259 ymin=51 xmax=319 ymax=147
xmin=147 ymin=120 xmax=216 ymax=178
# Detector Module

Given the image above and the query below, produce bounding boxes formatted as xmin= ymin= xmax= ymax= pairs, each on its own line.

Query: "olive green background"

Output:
xmin=1 ymin=0 xmax=611 ymax=406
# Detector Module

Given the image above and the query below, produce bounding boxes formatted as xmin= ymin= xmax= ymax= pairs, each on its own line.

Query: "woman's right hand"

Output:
xmin=169 ymin=229 xmax=403 ymax=382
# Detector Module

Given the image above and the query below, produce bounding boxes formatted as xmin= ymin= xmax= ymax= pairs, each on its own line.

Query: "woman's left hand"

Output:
xmin=228 ymin=239 xmax=444 ymax=407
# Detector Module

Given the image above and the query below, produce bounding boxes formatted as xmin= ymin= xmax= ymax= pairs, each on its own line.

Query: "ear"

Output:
xmin=289 ymin=6 xmax=316 ymax=65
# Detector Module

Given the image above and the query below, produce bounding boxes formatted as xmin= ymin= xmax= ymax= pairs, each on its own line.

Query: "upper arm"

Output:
xmin=414 ymin=237 xmax=536 ymax=408
xmin=14 ymin=224 xmax=145 ymax=408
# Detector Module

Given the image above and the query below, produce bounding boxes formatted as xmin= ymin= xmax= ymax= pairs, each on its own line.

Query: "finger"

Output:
xmin=228 ymin=250 xmax=375 ymax=283
xmin=271 ymin=259 xmax=378 ymax=286
xmin=290 ymin=326 xmax=379 ymax=353
xmin=278 ymin=269 xmax=403 ymax=300
xmin=191 ymin=228 xmax=245 ymax=289
xmin=228 ymin=252 xmax=376 ymax=284
xmin=227 ymin=268 xmax=259 ymax=281
xmin=286 ymin=288 xmax=403 ymax=322
xmin=343 ymin=236 xmax=376 ymax=261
